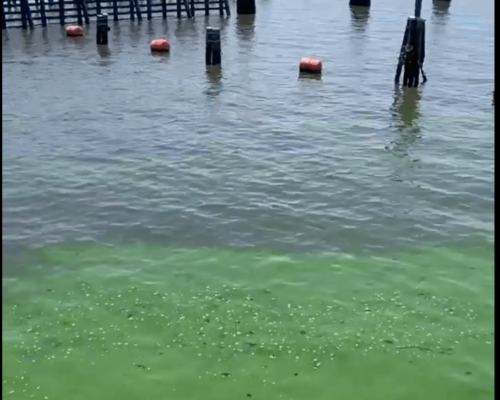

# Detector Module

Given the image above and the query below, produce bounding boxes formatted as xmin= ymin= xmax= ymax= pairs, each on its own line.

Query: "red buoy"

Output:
xmin=299 ymin=57 xmax=322 ymax=74
xmin=150 ymin=38 xmax=170 ymax=52
xmin=66 ymin=25 xmax=84 ymax=37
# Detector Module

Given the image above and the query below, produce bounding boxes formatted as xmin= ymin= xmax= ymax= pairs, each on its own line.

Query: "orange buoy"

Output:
xmin=299 ymin=57 xmax=322 ymax=74
xmin=66 ymin=25 xmax=84 ymax=37
xmin=150 ymin=38 xmax=170 ymax=52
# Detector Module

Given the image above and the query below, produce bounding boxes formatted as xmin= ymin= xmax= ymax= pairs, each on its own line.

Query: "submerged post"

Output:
xmin=96 ymin=13 xmax=110 ymax=45
xmin=236 ymin=0 xmax=255 ymax=15
xmin=205 ymin=27 xmax=221 ymax=66
xmin=394 ymin=0 xmax=426 ymax=87
xmin=349 ymin=0 xmax=370 ymax=7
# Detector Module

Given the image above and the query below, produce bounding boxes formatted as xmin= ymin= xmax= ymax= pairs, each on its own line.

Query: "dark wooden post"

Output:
xmin=20 ymin=0 xmax=33 ymax=29
xmin=40 ymin=0 xmax=47 ymax=26
xmin=2 ymin=2 xmax=6 ymax=29
xmin=76 ymin=0 xmax=82 ymax=24
xmin=133 ymin=0 xmax=142 ymax=20
xmin=190 ymin=0 xmax=194 ymax=16
xmin=432 ymin=0 xmax=450 ymax=17
xmin=113 ymin=0 xmax=118 ymax=21
xmin=236 ymin=0 xmax=255 ymax=14
xmin=27 ymin=0 xmax=34 ymax=28
xmin=96 ymin=13 xmax=110 ymax=45
xmin=183 ymin=0 xmax=191 ymax=18
xmin=223 ymin=0 xmax=230 ymax=15
xmin=59 ymin=0 xmax=65 ymax=24
xmin=82 ymin=0 xmax=89 ymax=23
xmin=205 ymin=26 xmax=221 ymax=66
xmin=219 ymin=0 xmax=223 ymax=16
xmin=414 ymin=0 xmax=422 ymax=17
xmin=147 ymin=0 xmax=152 ymax=19
xmin=176 ymin=0 xmax=181 ymax=18
xmin=349 ymin=0 xmax=370 ymax=6
xmin=129 ymin=0 xmax=134 ymax=20
xmin=161 ymin=0 xmax=166 ymax=18
xmin=394 ymin=0 xmax=426 ymax=87
xmin=204 ymin=0 xmax=209 ymax=15
xmin=20 ymin=0 xmax=27 ymax=29
xmin=96 ymin=0 xmax=101 ymax=15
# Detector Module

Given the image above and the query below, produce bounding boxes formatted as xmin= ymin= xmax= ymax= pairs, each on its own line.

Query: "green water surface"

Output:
xmin=2 ymin=240 xmax=494 ymax=400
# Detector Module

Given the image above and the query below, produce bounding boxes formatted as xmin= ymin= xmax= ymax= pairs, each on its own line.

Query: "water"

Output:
xmin=2 ymin=0 xmax=494 ymax=398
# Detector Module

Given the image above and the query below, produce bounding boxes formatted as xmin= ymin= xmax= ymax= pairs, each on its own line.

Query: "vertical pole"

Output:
xmin=183 ymin=0 xmax=191 ymax=18
xmin=82 ymin=0 xmax=89 ymax=23
xmin=147 ymin=0 xmax=151 ymax=19
xmin=349 ymin=0 xmax=370 ymax=6
xmin=236 ymin=0 xmax=255 ymax=15
xmin=26 ymin=0 xmax=33 ymax=28
xmin=219 ymin=0 xmax=223 ymax=16
xmin=414 ymin=0 xmax=422 ymax=18
xmin=20 ymin=0 xmax=27 ymax=29
xmin=133 ymin=0 xmax=142 ymax=20
xmin=177 ymin=0 xmax=181 ymax=18
xmin=59 ymin=0 xmax=65 ymax=25
xmin=204 ymin=0 xmax=209 ymax=16
xmin=2 ymin=2 xmax=6 ymax=29
xmin=224 ymin=0 xmax=230 ymax=16
xmin=96 ymin=0 xmax=101 ymax=15
xmin=395 ymin=18 xmax=410 ymax=84
xmin=76 ymin=0 xmax=82 ymax=24
xmin=130 ymin=0 xmax=134 ymax=20
xmin=190 ymin=0 xmax=194 ymax=16
xmin=96 ymin=13 xmax=109 ymax=45
xmin=40 ymin=0 xmax=47 ymax=26
xmin=205 ymin=26 xmax=221 ymax=65
xmin=113 ymin=0 xmax=118 ymax=21
xmin=162 ymin=0 xmax=166 ymax=19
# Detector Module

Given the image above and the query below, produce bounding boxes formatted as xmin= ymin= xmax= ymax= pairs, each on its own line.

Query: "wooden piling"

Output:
xmin=205 ymin=0 xmax=209 ymax=15
xmin=59 ymin=0 xmax=65 ymax=24
xmin=414 ymin=0 xmax=422 ymax=18
xmin=95 ymin=0 xmax=101 ymax=15
xmin=39 ymin=0 xmax=47 ymax=27
xmin=96 ymin=13 xmax=109 ymax=45
xmin=349 ymin=0 xmax=370 ymax=7
xmin=161 ymin=0 xmax=166 ymax=18
xmin=129 ymin=0 xmax=134 ymax=20
xmin=20 ymin=0 xmax=33 ymax=29
xmin=190 ymin=0 xmax=194 ymax=16
xmin=76 ymin=0 xmax=82 ymax=24
xmin=183 ymin=0 xmax=191 ymax=18
xmin=206 ymin=26 xmax=221 ymax=65
xmin=432 ymin=0 xmax=451 ymax=17
xmin=177 ymin=0 xmax=181 ymax=18
xmin=147 ymin=0 xmax=152 ymax=19
xmin=113 ymin=0 xmax=118 ymax=21
xmin=395 ymin=16 xmax=426 ymax=87
xmin=82 ymin=0 xmax=90 ymax=23
xmin=133 ymin=0 xmax=142 ymax=20
xmin=236 ymin=0 xmax=255 ymax=15
xmin=20 ymin=0 xmax=27 ymax=29
xmin=2 ymin=2 xmax=6 ymax=29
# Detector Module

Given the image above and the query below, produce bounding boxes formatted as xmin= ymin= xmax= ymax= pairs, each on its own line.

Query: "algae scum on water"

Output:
xmin=2 ymin=241 xmax=494 ymax=400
